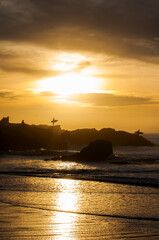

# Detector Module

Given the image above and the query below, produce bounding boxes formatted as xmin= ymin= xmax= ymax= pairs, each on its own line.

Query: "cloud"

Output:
xmin=67 ymin=93 xmax=158 ymax=107
xmin=71 ymin=61 xmax=91 ymax=73
xmin=1 ymin=0 xmax=159 ymax=61
xmin=0 ymin=64 xmax=59 ymax=78
xmin=77 ymin=61 xmax=91 ymax=70
xmin=39 ymin=91 xmax=58 ymax=97
xmin=0 ymin=90 xmax=38 ymax=100
xmin=0 ymin=91 xmax=21 ymax=100
xmin=0 ymin=52 xmax=14 ymax=60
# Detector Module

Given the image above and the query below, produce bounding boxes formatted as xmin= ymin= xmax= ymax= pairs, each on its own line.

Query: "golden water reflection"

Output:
xmin=51 ymin=179 xmax=78 ymax=240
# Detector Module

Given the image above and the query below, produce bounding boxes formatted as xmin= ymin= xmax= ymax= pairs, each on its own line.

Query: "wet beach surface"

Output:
xmin=0 ymin=174 xmax=159 ymax=240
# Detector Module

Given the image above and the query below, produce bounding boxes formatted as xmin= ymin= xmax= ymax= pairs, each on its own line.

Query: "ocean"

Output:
xmin=0 ymin=134 xmax=159 ymax=239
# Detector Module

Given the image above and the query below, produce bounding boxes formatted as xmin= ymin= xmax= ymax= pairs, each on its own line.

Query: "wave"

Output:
xmin=1 ymin=170 xmax=159 ymax=188
xmin=0 ymin=149 xmax=77 ymax=157
xmin=1 ymin=200 xmax=159 ymax=222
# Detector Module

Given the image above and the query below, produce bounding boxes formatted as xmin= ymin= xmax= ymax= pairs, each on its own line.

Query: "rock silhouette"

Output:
xmin=60 ymin=140 xmax=113 ymax=162
xmin=61 ymin=128 xmax=154 ymax=147
xmin=79 ymin=140 xmax=113 ymax=161
xmin=0 ymin=117 xmax=155 ymax=152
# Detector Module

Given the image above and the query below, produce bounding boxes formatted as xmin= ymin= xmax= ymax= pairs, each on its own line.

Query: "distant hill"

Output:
xmin=0 ymin=119 xmax=154 ymax=152
xmin=60 ymin=128 xmax=154 ymax=147
xmin=0 ymin=124 xmax=66 ymax=151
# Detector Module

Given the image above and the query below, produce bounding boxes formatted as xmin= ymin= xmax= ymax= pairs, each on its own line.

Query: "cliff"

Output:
xmin=0 ymin=122 xmax=154 ymax=152
xmin=60 ymin=128 xmax=154 ymax=147
xmin=0 ymin=124 xmax=66 ymax=151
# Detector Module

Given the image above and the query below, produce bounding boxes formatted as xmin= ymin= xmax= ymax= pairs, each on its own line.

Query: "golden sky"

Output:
xmin=0 ymin=0 xmax=159 ymax=132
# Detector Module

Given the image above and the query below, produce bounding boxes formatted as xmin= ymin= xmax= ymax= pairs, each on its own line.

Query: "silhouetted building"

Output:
xmin=0 ymin=116 xmax=28 ymax=127
xmin=0 ymin=116 xmax=10 ymax=126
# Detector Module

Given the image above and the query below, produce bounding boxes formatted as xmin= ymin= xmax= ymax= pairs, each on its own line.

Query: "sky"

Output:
xmin=0 ymin=0 xmax=159 ymax=132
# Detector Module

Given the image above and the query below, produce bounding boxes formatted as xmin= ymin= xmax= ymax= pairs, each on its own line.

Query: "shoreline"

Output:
xmin=1 ymin=171 xmax=159 ymax=189
xmin=1 ymin=173 xmax=159 ymax=239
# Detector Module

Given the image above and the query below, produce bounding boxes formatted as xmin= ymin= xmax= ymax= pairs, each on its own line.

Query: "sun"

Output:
xmin=35 ymin=52 xmax=104 ymax=98
xmin=36 ymin=72 xmax=102 ymax=96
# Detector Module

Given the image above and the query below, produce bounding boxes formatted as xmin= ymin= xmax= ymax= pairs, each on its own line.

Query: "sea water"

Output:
xmin=0 ymin=134 xmax=159 ymax=239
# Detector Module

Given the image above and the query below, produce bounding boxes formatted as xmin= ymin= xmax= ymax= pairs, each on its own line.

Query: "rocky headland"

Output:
xmin=0 ymin=117 xmax=155 ymax=152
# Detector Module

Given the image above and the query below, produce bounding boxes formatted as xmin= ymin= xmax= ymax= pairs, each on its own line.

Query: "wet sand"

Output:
xmin=0 ymin=174 xmax=159 ymax=239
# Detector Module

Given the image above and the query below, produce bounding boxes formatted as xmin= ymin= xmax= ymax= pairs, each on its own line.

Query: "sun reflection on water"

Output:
xmin=56 ymin=180 xmax=77 ymax=212
xmin=51 ymin=179 xmax=78 ymax=240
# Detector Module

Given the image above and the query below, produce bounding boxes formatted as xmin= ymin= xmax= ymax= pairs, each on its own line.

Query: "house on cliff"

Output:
xmin=0 ymin=116 xmax=10 ymax=126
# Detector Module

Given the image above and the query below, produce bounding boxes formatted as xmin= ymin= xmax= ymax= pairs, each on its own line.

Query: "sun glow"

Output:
xmin=50 ymin=179 xmax=78 ymax=239
xmin=52 ymin=52 xmax=89 ymax=72
xmin=35 ymin=53 xmax=104 ymax=99
xmin=53 ymin=62 xmax=76 ymax=72
xmin=36 ymin=73 xmax=102 ymax=96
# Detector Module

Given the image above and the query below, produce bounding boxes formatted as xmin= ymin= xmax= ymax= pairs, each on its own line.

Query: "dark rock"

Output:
xmin=79 ymin=140 xmax=113 ymax=161
xmin=61 ymin=140 xmax=113 ymax=162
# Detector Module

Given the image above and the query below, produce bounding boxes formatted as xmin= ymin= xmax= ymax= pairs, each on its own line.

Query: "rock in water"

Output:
xmin=79 ymin=140 xmax=113 ymax=161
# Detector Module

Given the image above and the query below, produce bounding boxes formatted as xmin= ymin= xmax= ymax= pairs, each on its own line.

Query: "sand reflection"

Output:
xmin=51 ymin=179 xmax=78 ymax=240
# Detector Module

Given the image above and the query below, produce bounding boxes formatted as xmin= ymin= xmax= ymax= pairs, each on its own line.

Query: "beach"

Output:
xmin=0 ymin=173 xmax=159 ymax=239
xmin=0 ymin=135 xmax=159 ymax=239
xmin=1 ymin=0 xmax=159 ymax=238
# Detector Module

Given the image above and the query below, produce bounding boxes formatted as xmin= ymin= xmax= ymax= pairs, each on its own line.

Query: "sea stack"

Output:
xmin=78 ymin=140 xmax=113 ymax=161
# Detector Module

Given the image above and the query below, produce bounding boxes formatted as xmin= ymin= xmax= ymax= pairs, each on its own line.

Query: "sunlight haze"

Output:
xmin=0 ymin=0 xmax=159 ymax=132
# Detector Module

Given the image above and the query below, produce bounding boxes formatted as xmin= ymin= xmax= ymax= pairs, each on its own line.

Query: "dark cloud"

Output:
xmin=77 ymin=61 xmax=91 ymax=70
xmin=0 ymin=90 xmax=48 ymax=100
xmin=67 ymin=93 xmax=158 ymax=107
xmin=0 ymin=52 xmax=14 ymax=60
xmin=1 ymin=0 xmax=159 ymax=61
xmin=0 ymin=64 xmax=59 ymax=77
xmin=39 ymin=91 xmax=58 ymax=97
xmin=0 ymin=91 xmax=21 ymax=100
xmin=73 ymin=61 xmax=91 ymax=73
